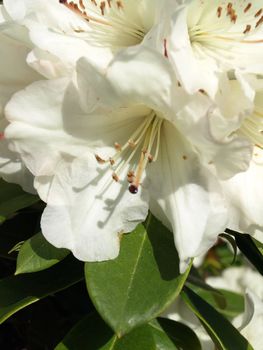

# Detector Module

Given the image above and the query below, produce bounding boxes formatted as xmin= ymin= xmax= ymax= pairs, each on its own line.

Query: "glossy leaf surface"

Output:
xmin=85 ymin=215 xmax=191 ymax=336
xmin=16 ymin=232 xmax=69 ymax=274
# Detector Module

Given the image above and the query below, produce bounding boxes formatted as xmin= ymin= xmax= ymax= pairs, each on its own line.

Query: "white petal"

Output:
xmin=175 ymin=97 xmax=253 ymax=179
xmin=222 ymin=148 xmax=263 ymax=239
xmin=167 ymin=6 xmax=219 ymax=97
xmin=41 ymin=154 xmax=149 ymax=261
xmin=4 ymin=78 xmax=78 ymax=176
xmin=0 ymin=132 xmax=34 ymax=193
xmin=148 ymin=121 xmax=228 ymax=271
xmin=233 ymin=291 xmax=263 ymax=350
xmin=76 ymin=45 xmax=183 ymax=116
xmin=206 ymin=266 xmax=263 ymax=299
xmin=0 ymin=29 xmax=40 ymax=115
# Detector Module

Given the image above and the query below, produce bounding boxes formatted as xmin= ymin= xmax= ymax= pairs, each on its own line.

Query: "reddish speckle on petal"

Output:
xmin=0 ymin=132 xmax=5 ymax=140
xmin=163 ymin=39 xmax=168 ymax=58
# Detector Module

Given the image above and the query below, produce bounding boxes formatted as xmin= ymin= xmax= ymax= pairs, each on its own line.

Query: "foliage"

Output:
xmin=0 ymin=179 xmax=261 ymax=349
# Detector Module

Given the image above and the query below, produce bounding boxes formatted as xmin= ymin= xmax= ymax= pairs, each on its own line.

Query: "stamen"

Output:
xmin=244 ymin=3 xmax=252 ymax=13
xmin=255 ymin=9 xmax=263 ymax=17
xmin=256 ymin=15 xmax=263 ymax=28
xmin=243 ymin=24 xmax=251 ymax=34
xmin=59 ymin=0 xmax=146 ymax=48
xmin=95 ymin=112 xmax=163 ymax=194
xmin=240 ymin=107 xmax=263 ymax=149
xmin=60 ymin=0 xmax=111 ymax=26
xmin=95 ymin=154 xmax=106 ymax=164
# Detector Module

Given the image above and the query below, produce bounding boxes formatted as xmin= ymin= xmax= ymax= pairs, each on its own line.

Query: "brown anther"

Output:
xmin=142 ymin=149 xmax=147 ymax=155
xmin=107 ymin=0 xmax=112 ymax=7
xmin=112 ymin=173 xmax=119 ymax=182
xmin=182 ymin=155 xmax=187 ymax=160
xmin=227 ymin=2 xmax=233 ymax=15
xmin=116 ymin=1 xmax=123 ymax=9
xmin=127 ymin=175 xmax=135 ymax=183
xmin=255 ymin=9 xmax=263 ymax=17
xmin=148 ymin=154 xmax=153 ymax=163
xmin=243 ymin=24 xmax=251 ymax=34
xmin=100 ymin=1 xmax=106 ymax=15
xmin=217 ymin=6 xmax=222 ymax=18
xmin=256 ymin=15 xmax=263 ymax=28
xmin=199 ymin=89 xmax=206 ymax=94
xmin=91 ymin=0 xmax=97 ymax=6
xmin=79 ymin=0 xmax=85 ymax=9
xmin=127 ymin=170 xmax=135 ymax=177
xmin=109 ymin=158 xmax=115 ymax=166
xmin=231 ymin=13 xmax=237 ymax=23
xmin=83 ymin=11 xmax=89 ymax=20
xmin=95 ymin=154 xmax=106 ymax=164
xmin=114 ymin=142 xmax=122 ymax=151
xmin=244 ymin=3 xmax=252 ymax=13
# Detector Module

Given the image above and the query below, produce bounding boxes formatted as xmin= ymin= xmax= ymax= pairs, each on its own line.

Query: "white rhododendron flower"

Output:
xmin=0 ymin=0 xmax=172 ymax=189
xmin=233 ymin=292 xmax=263 ymax=350
xmin=222 ymin=89 xmax=263 ymax=242
xmin=167 ymin=0 xmax=263 ymax=98
xmin=2 ymin=0 xmax=166 ymax=77
xmin=4 ymin=44 xmax=256 ymax=271
xmin=206 ymin=266 xmax=263 ymax=299
xmin=176 ymin=291 xmax=263 ymax=350
xmin=1 ymin=0 xmax=262 ymax=268
xmin=164 ymin=266 xmax=263 ymax=350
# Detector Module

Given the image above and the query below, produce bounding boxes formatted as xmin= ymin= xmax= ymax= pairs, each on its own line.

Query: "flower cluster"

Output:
xmin=0 ymin=0 xmax=262 ymax=271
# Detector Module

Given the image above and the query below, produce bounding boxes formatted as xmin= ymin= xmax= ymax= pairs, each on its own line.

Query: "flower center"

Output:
xmin=59 ymin=0 xmax=149 ymax=48
xmin=95 ymin=111 xmax=163 ymax=193
xmin=188 ymin=1 xmax=263 ymax=62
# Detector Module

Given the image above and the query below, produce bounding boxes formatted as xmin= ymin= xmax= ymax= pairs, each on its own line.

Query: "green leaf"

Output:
xmin=187 ymin=273 xmax=227 ymax=310
xmin=0 ymin=256 xmax=83 ymax=324
xmin=0 ymin=179 xmax=39 ymax=223
xmin=181 ymin=286 xmax=253 ymax=350
xmin=55 ymin=313 xmax=182 ymax=350
xmin=219 ymin=233 xmax=238 ymax=264
xmin=225 ymin=229 xmax=263 ymax=275
xmin=188 ymin=281 xmax=244 ymax=319
xmin=252 ymin=237 xmax=263 ymax=255
xmin=55 ymin=313 xmax=114 ymax=350
xmin=85 ymin=214 xmax=191 ymax=336
xmin=156 ymin=318 xmax=202 ymax=350
xmin=16 ymin=232 xmax=69 ymax=274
